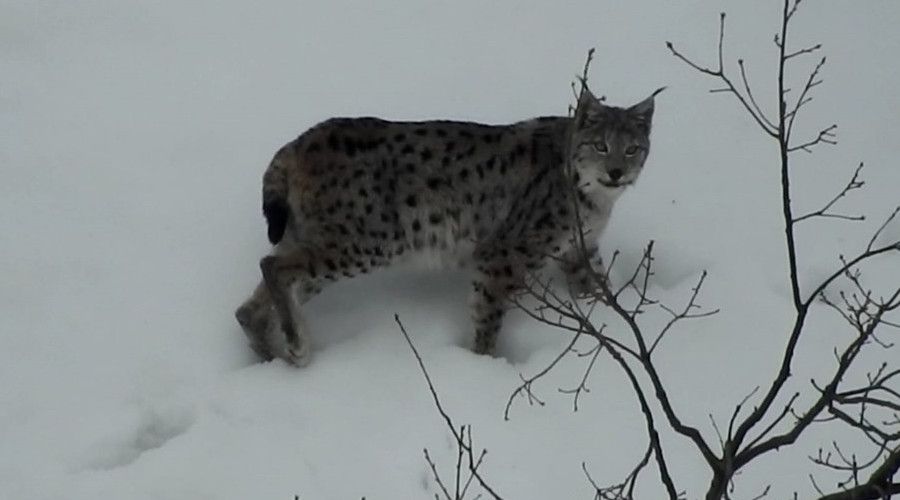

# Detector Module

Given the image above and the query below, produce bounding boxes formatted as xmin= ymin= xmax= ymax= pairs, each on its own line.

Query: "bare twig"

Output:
xmin=424 ymin=448 xmax=454 ymax=500
xmin=396 ymin=315 xmax=504 ymax=500
xmin=786 ymin=123 xmax=837 ymax=153
xmin=785 ymin=43 xmax=822 ymax=61
xmin=650 ymin=270 xmax=720 ymax=353
xmin=666 ymin=13 xmax=779 ymax=138
xmin=818 ymin=447 xmax=900 ymax=500
xmin=558 ymin=342 xmax=604 ymax=412
xmin=663 ymin=1 xmax=900 ymax=498
xmin=735 ymin=289 xmax=900 ymax=470
xmin=504 ymin=327 xmax=586 ymax=420
xmin=867 ymin=206 xmax=900 ymax=253
xmin=738 ymin=59 xmax=778 ymax=131
xmin=793 ymin=162 xmax=865 ymax=223
xmin=785 ymin=56 xmax=829 ymax=146
xmin=582 ymin=435 xmax=680 ymax=500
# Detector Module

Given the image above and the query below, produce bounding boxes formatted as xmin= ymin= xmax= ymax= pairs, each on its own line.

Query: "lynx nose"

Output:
xmin=608 ymin=168 xmax=623 ymax=181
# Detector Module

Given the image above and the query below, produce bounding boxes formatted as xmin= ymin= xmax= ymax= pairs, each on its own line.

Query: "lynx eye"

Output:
xmin=593 ymin=142 xmax=609 ymax=154
xmin=625 ymin=145 xmax=640 ymax=156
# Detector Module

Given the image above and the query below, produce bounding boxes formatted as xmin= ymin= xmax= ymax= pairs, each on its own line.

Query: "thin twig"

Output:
xmin=424 ymin=448 xmax=453 ymax=500
xmin=396 ymin=315 xmax=504 ymax=500
xmin=793 ymin=162 xmax=865 ymax=223
xmin=504 ymin=328 xmax=586 ymax=420
xmin=666 ymin=13 xmax=779 ymax=138
xmin=559 ymin=342 xmax=605 ymax=412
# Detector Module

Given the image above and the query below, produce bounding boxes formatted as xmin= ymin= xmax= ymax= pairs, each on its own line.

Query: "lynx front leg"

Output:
xmin=470 ymin=247 xmax=538 ymax=355
xmin=560 ymin=244 xmax=606 ymax=296
xmin=470 ymin=280 xmax=508 ymax=355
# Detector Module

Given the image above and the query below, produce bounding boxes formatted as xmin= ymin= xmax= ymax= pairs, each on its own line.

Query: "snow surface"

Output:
xmin=2 ymin=1 xmax=899 ymax=499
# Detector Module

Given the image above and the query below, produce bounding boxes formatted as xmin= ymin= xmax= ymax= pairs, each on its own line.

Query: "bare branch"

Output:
xmin=745 ymin=392 xmax=801 ymax=451
xmin=504 ymin=327 xmax=586 ymax=420
xmin=710 ymin=414 xmax=726 ymax=451
xmin=738 ymin=59 xmax=777 ymax=131
xmin=749 ymin=484 xmax=772 ymax=500
xmin=582 ymin=445 xmax=661 ymax=500
xmin=785 ymin=43 xmax=822 ymax=61
xmin=867 ymin=206 xmax=900 ymax=253
xmin=424 ymin=448 xmax=453 ymax=500
xmin=736 ymin=288 xmax=900 ymax=468
xmin=558 ymin=342 xmax=604 ymax=412
xmin=786 ymin=56 xmax=829 ymax=145
xmin=666 ymin=13 xmax=779 ymax=138
xmin=804 ymin=217 xmax=900 ymax=308
xmin=600 ymin=340 xmax=681 ymax=500
xmin=729 ymin=387 xmax=762 ymax=442
xmin=785 ymin=0 xmax=801 ymax=21
xmin=818 ymin=447 xmax=900 ymax=500
xmin=396 ymin=315 xmax=504 ymax=500
xmin=650 ymin=270 xmax=720 ymax=353
xmin=662 ymin=1 xmax=899 ymax=498
xmin=793 ymin=162 xmax=865 ymax=223
xmin=787 ymin=123 xmax=837 ymax=154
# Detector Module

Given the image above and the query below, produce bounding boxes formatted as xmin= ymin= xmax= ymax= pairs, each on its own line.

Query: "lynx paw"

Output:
xmin=565 ymin=269 xmax=609 ymax=298
xmin=235 ymin=303 xmax=311 ymax=366
xmin=281 ymin=337 xmax=312 ymax=367
xmin=473 ymin=335 xmax=498 ymax=357
xmin=567 ymin=274 xmax=597 ymax=297
xmin=236 ymin=303 xmax=277 ymax=361
xmin=268 ymin=318 xmax=312 ymax=367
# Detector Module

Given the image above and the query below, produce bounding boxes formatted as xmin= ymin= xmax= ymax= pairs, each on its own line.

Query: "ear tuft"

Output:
xmin=629 ymin=87 xmax=664 ymax=125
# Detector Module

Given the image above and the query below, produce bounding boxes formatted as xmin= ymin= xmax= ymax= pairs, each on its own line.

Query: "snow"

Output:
xmin=2 ymin=1 xmax=899 ymax=499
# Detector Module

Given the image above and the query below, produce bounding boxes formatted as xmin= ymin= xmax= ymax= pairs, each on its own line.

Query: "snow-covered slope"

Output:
xmin=2 ymin=1 xmax=898 ymax=498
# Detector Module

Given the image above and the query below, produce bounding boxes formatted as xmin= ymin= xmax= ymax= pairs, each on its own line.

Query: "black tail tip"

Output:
xmin=263 ymin=200 xmax=288 ymax=244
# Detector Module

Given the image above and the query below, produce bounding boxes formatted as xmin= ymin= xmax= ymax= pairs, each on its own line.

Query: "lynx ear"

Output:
xmin=629 ymin=87 xmax=665 ymax=128
xmin=575 ymin=84 xmax=604 ymax=128
xmin=577 ymin=84 xmax=600 ymax=108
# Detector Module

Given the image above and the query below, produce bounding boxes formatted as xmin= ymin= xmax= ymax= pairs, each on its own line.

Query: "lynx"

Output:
xmin=235 ymin=87 xmax=659 ymax=365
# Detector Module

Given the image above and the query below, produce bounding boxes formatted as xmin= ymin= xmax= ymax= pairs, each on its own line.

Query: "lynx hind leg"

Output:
xmin=235 ymin=281 xmax=280 ymax=360
xmin=259 ymin=252 xmax=319 ymax=366
xmin=235 ymin=279 xmax=310 ymax=364
xmin=259 ymin=242 xmax=389 ymax=366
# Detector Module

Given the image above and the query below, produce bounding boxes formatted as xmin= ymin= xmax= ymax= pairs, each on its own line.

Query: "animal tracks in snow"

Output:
xmin=83 ymin=405 xmax=195 ymax=471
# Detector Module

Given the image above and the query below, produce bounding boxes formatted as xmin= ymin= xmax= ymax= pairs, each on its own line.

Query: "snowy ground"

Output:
xmin=2 ymin=1 xmax=899 ymax=499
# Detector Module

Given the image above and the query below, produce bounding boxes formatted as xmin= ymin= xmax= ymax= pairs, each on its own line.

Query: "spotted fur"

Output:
xmin=235 ymin=89 xmax=658 ymax=365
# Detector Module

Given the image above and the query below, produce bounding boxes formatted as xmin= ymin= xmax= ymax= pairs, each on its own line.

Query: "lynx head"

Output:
xmin=569 ymin=87 xmax=661 ymax=195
